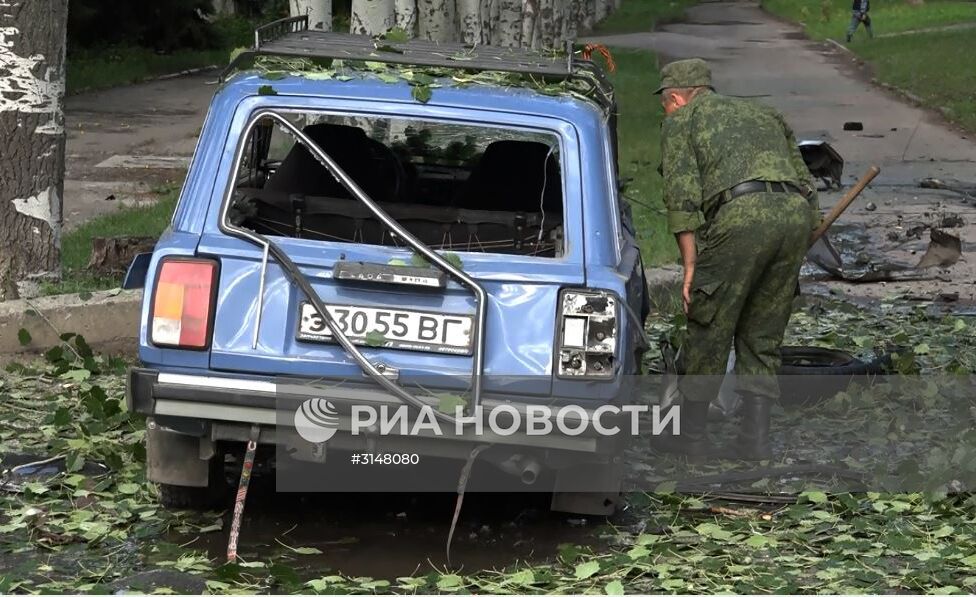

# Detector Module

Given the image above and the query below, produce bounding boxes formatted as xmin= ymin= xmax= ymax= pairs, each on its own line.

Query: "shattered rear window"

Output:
xmin=228 ymin=112 xmax=565 ymax=258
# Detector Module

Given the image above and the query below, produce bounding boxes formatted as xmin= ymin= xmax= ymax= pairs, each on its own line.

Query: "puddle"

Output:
xmin=171 ymin=468 xmax=609 ymax=579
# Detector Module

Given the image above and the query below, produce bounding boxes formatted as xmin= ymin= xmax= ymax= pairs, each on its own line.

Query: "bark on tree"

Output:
xmin=594 ymin=0 xmax=610 ymax=24
xmin=521 ymin=0 xmax=540 ymax=48
xmin=492 ymin=0 xmax=522 ymax=46
xmin=580 ymin=0 xmax=595 ymax=33
xmin=394 ymin=0 xmax=419 ymax=35
xmin=0 ymin=0 xmax=68 ymax=301
xmin=417 ymin=0 xmax=456 ymax=42
xmin=458 ymin=0 xmax=484 ymax=44
xmin=290 ymin=0 xmax=333 ymax=30
xmin=212 ymin=0 xmax=236 ymax=14
xmin=351 ymin=0 xmax=396 ymax=35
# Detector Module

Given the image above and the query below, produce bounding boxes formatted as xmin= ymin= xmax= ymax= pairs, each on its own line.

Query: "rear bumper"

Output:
xmin=126 ymin=368 xmax=626 ymax=457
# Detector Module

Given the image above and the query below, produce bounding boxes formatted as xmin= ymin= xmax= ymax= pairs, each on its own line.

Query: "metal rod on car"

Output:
xmin=809 ymin=165 xmax=881 ymax=246
xmin=227 ymin=425 xmax=261 ymax=562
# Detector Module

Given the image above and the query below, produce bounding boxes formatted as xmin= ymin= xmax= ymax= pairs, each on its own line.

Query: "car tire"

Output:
xmin=777 ymin=346 xmax=884 ymax=409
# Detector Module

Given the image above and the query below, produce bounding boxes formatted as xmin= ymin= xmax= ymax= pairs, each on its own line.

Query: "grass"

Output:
xmin=854 ymin=29 xmax=976 ymax=133
xmin=761 ymin=0 xmax=976 ymax=41
xmin=66 ymin=46 xmax=231 ymax=95
xmin=593 ymin=0 xmax=698 ymax=35
xmin=762 ymin=0 xmax=976 ymax=135
xmin=606 ymin=49 xmax=679 ymax=265
xmin=40 ymin=189 xmax=179 ymax=296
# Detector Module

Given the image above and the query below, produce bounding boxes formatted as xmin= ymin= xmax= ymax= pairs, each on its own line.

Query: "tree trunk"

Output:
xmin=395 ymin=0 xmax=419 ymax=36
xmin=521 ymin=0 xmax=540 ymax=48
xmin=580 ymin=0 xmax=595 ymax=33
xmin=594 ymin=0 xmax=610 ymax=24
xmin=538 ymin=0 xmax=569 ymax=48
xmin=418 ymin=0 xmax=457 ymax=42
xmin=212 ymin=0 xmax=236 ymax=14
xmin=0 ymin=0 xmax=68 ymax=301
xmin=351 ymin=0 xmax=396 ymax=34
xmin=290 ymin=0 xmax=333 ymax=30
xmin=458 ymin=0 xmax=491 ymax=44
xmin=563 ymin=0 xmax=579 ymax=43
xmin=492 ymin=0 xmax=522 ymax=46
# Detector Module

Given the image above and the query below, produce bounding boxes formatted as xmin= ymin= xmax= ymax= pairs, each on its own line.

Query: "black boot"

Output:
xmin=651 ymin=400 xmax=715 ymax=463
xmin=735 ymin=393 xmax=772 ymax=461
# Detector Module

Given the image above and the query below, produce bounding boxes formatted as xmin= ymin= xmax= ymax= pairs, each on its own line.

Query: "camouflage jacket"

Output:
xmin=660 ymin=89 xmax=818 ymax=234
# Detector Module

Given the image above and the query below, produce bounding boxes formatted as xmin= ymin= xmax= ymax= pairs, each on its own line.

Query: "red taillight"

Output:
xmin=151 ymin=258 xmax=217 ymax=349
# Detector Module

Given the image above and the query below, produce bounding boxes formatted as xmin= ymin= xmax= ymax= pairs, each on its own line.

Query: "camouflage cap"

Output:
xmin=654 ymin=58 xmax=713 ymax=94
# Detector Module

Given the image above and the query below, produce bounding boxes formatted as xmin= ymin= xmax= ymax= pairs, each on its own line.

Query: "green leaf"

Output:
xmin=62 ymin=368 xmax=92 ymax=382
xmin=17 ymin=328 xmax=31 ymax=346
xmin=290 ymin=546 xmax=323 ymax=555
xmin=381 ymin=27 xmax=410 ymax=43
xmin=801 ymin=490 xmax=828 ymax=504
xmin=506 ymin=569 xmax=535 ymax=586
xmin=411 ymin=84 xmax=432 ymax=103
xmin=695 ymin=522 xmax=733 ymax=541
xmin=78 ymin=291 xmax=93 ymax=301
xmin=914 ymin=343 xmax=930 ymax=355
xmin=117 ymin=482 xmax=141 ymax=495
xmin=258 ymin=85 xmax=278 ymax=96
xmin=574 ymin=561 xmax=600 ymax=580
xmin=605 ymin=580 xmax=625 ymax=595
xmin=436 ymin=574 xmax=462 ymax=590
xmin=261 ymin=71 xmax=288 ymax=80
xmin=65 ymin=453 xmax=85 ymax=473
xmin=374 ymin=44 xmax=404 ymax=54
xmin=654 ymin=480 xmax=677 ymax=494
xmin=53 ymin=406 xmax=71 ymax=427
xmin=960 ymin=554 xmax=976 ymax=567
xmin=745 ymin=534 xmax=770 ymax=548
xmin=437 ymin=393 xmax=467 ymax=415
xmin=365 ymin=331 xmax=387 ymax=347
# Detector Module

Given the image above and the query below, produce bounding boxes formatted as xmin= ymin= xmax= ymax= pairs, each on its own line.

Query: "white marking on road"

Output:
xmin=95 ymin=155 xmax=191 ymax=169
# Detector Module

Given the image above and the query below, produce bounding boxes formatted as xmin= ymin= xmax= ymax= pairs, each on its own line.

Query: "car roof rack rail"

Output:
xmin=223 ymin=15 xmax=615 ymax=107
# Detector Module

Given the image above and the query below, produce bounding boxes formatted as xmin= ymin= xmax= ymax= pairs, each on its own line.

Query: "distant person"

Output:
xmin=846 ymin=0 xmax=874 ymax=42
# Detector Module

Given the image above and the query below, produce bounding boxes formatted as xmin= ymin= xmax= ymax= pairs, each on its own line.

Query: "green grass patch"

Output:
xmin=609 ymin=49 xmax=678 ymax=265
xmin=66 ymin=46 xmax=230 ymax=94
xmin=854 ymin=29 xmax=976 ymax=133
xmin=761 ymin=0 xmax=976 ymax=40
xmin=41 ymin=190 xmax=178 ymax=295
xmin=593 ymin=0 xmax=697 ymax=35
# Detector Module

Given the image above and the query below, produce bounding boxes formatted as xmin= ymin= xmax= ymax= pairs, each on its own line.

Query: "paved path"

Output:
xmin=586 ymin=0 xmax=976 ymax=302
xmin=63 ymin=71 xmax=215 ymax=228
xmin=875 ymin=21 xmax=976 ymax=38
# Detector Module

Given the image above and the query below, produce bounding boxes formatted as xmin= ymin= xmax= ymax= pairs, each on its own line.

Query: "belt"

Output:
xmin=719 ymin=180 xmax=804 ymax=204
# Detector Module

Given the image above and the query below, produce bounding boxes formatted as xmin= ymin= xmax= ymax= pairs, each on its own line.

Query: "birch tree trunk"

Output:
xmin=579 ymin=0 xmax=595 ymax=33
xmin=395 ymin=0 xmax=419 ymax=36
xmin=458 ymin=0 xmax=483 ymax=44
xmin=563 ymin=0 xmax=579 ymax=43
xmin=212 ymin=0 xmax=236 ymax=14
xmin=351 ymin=0 xmax=396 ymax=35
xmin=418 ymin=0 xmax=457 ymax=42
xmin=492 ymin=0 xmax=522 ymax=46
xmin=290 ymin=0 xmax=333 ymax=31
xmin=594 ymin=0 xmax=610 ymax=25
xmin=521 ymin=0 xmax=540 ymax=48
xmin=0 ymin=0 xmax=68 ymax=300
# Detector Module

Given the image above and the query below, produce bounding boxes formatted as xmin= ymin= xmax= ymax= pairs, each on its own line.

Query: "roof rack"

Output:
xmin=221 ymin=15 xmax=616 ymax=108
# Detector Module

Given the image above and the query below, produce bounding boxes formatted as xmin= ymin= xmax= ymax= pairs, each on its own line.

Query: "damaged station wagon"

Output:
xmin=125 ymin=17 xmax=652 ymax=515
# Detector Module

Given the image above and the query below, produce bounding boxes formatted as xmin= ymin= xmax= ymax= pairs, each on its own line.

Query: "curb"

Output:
xmin=0 ymin=289 xmax=143 ymax=356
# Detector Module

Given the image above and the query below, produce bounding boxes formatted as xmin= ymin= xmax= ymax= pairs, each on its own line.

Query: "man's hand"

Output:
xmin=682 ymin=270 xmax=694 ymax=314
xmin=675 ymin=231 xmax=697 ymax=314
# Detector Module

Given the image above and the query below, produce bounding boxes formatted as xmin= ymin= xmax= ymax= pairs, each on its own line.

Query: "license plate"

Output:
xmin=297 ymin=302 xmax=474 ymax=355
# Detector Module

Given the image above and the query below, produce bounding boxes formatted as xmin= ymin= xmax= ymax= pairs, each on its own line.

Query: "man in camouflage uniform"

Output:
xmin=653 ymin=58 xmax=820 ymax=461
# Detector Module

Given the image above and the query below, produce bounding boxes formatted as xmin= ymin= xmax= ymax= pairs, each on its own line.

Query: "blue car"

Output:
xmin=125 ymin=19 xmax=651 ymax=515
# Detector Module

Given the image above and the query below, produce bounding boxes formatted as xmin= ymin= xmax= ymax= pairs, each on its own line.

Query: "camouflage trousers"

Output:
xmin=678 ymin=192 xmax=813 ymax=402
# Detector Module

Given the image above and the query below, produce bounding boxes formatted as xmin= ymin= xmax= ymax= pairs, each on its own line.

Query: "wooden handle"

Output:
xmin=809 ymin=165 xmax=881 ymax=245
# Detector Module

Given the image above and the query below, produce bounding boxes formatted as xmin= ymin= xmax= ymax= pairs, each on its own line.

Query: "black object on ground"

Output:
xmin=843 ymin=121 xmax=864 ymax=131
xmin=778 ymin=346 xmax=885 ymax=409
